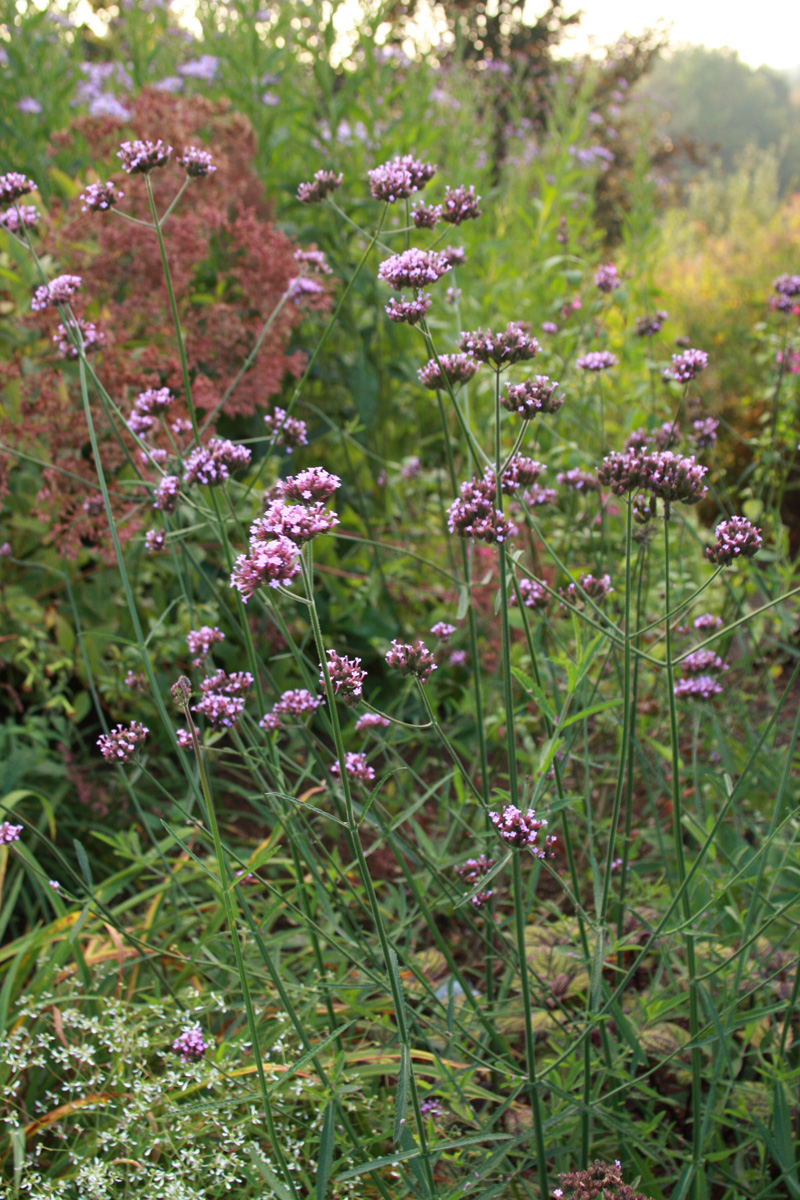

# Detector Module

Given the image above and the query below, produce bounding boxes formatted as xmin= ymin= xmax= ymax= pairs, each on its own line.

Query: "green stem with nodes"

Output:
xmin=144 ymin=175 xmax=199 ymax=444
xmin=175 ymin=687 xmax=302 ymax=1200
xmin=300 ymin=554 xmax=438 ymax=1200
xmin=663 ymin=513 xmax=704 ymax=1200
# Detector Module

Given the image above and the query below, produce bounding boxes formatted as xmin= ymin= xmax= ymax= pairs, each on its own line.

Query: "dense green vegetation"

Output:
xmin=1 ymin=4 xmax=800 ymax=1199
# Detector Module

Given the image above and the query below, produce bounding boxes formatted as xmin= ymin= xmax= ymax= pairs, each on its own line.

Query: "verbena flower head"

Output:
xmin=186 ymin=626 xmax=224 ymax=662
xmin=649 ymin=421 xmax=681 ymax=450
xmin=576 ymin=350 xmax=617 ymax=371
xmin=368 ymin=153 xmax=436 ymax=202
xmin=200 ymin=669 xmax=253 ymax=697
xmin=385 ymin=294 xmax=432 ymax=325
xmin=442 ymin=245 xmax=466 ymax=268
xmin=297 ymin=169 xmax=343 ymax=203
xmin=136 ymin=387 xmax=174 ymax=414
xmin=183 ymin=438 xmax=252 ymax=486
xmin=501 ymin=455 xmax=545 ymax=492
xmin=378 ymin=248 xmax=450 ymax=290
xmin=542 ymin=321 xmax=558 ymax=334
xmin=31 ymin=275 xmax=82 ymax=311
xmin=555 ymin=1159 xmax=655 ymax=1200
xmin=385 ymin=639 xmax=437 ymax=682
xmin=693 ymin=612 xmax=722 ymax=630
xmin=153 ymin=475 xmax=180 ymax=512
xmin=97 ymin=720 xmax=149 ymax=761
xmin=1 ymin=822 xmax=23 ymax=844
xmin=773 ymin=273 xmax=800 ymax=298
xmin=510 ymin=577 xmax=549 ymax=609
xmin=458 ymin=322 xmax=539 ymax=366
xmin=706 ymin=516 xmax=762 ymax=565
xmin=420 ymin=1098 xmax=445 ymax=1117
xmin=263 ymin=406 xmax=308 ymax=452
xmin=260 ymin=689 xmax=322 ymax=731
xmin=355 ymin=712 xmax=389 ymax=730
xmin=254 ymin=499 xmax=339 ymax=544
xmin=117 ymin=139 xmax=172 ymax=174
xmin=594 ymin=262 xmax=620 ymax=292
xmin=447 ymin=472 xmax=518 ymax=544
xmin=177 ymin=146 xmax=216 ymax=177
xmin=502 ymin=376 xmax=563 ymax=418
xmin=275 ymin=467 xmax=342 ymax=504
xmin=635 ymin=309 xmax=668 ymax=336
xmin=0 ymin=172 xmax=36 ymax=204
xmin=441 ymin=184 xmax=482 ymax=224
xmin=331 ymin=752 xmax=375 ymax=783
xmin=669 ymin=347 xmax=708 ymax=381
xmin=294 ymin=247 xmax=332 ymax=275
xmin=230 ymin=535 xmax=301 ymax=600
xmin=1 ymin=204 xmax=40 ymax=232
xmin=489 ymin=805 xmax=556 ymax=855
xmin=691 ymin=416 xmax=719 ymax=449
xmin=597 ymin=449 xmax=707 ymax=506
xmin=561 ymin=573 xmax=613 ymax=606
xmin=449 ymin=649 xmax=467 ymax=667
xmin=80 ymin=181 xmax=124 ymax=212
xmin=411 ymin=201 xmax=441 ymax=228
xmin=431 ymin=621 xmax=456 ymax=642
xmin=418 ymin=353 xmax=480 ymax=390
xmin=455 ymin=855 xmax=494 ymax=907
xmin=172 ymin=1024 xmax=208 ymax=1063
xmin=53 ymin=319 xmax=103 ymax=359
xmin=321 ymin=649 xmax=366 ymax=704
xmin=557 ymin=468 xmax=599 ymax=492
xmin=682 ymin=649 xmax=728 ymax=674
xmin=674 ymin=675 xmax=723 ymax=700
xmin=144 ymin=528 xmax=165 ymax=554
xmin=287 ymin=276 xmax=325 ymax=302
xmin=192 ymin=690 xmax=245 ymax=728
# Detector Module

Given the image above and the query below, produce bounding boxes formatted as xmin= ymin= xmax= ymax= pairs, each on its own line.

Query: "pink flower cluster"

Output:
xmin=455 ymin=854 xmax=494 ymax=907
xmin=172 ymin=1023 xmax=208 ymax=1063
xmin=576 ymin=350 xmax=617 ymax=372
xmin=706 ymin=516 xmax=762 ymax=565
xmin=153 ymin=475 xmax=180 ymax=512
xmin=297 ymin=170 xmax=343 ymax=204
xmin=263 ymin=406 xmax=308 ymax=452
xmin=557 ymin=468 xmax=598 ymax=492
xmin=597 ymin=449 xmax=708 ymax=507
xmin=192 ymin=669 xmax=252 ymax=728
xmin=510 ymin=577 xmax=549 ymax=609
xmin=502 ymin=376 xmax=563 ymax=418
xmin=441 ymin=184 xmax=482 ymax=224
xmin=320 ymin=650 xmax=366 ymax=704
xmin=430 ymin=621 xmax=456 ymax=642
xmin=418 ymin=353 xmax=480 ymax=390
xmin=682 ymin=649 xmax=728 ymax=674
xmin=230 ymin=535 xmax=301 ymax=601
xmin=669 ymin=348 xmax=708 ymax=382
xmin=378 ymin=248 xmax=451 ymax=291
xmin=385 ymin=294 xmax=432 ymax=325
xmin=385 ymin=639 xmax=437 ymax=683
xmin=489 ymin=805 xmax=556 ymax=855
xmin=0 ymin=171 xmax=36 ymax=203
xmin=673 ymin=676 xmax=723 ymax=700
xmin=447 ymin=472 xmax=518 ymax=544
xmin=355 ymin=712 xmax=389 ymax=731
xmin=331 ymin=752 xmax=375 ymax=783
xmin=254 ymin=498 xmax=339 ymax=545
xmin=458 ymin=322 xmax=539 ymax=366
xmin=275 ymin=467 xmax=341 ymax=503
xmin=411 ymin=202 xmax=441 ymax=228
xmin=53 ymin=318 xmax=104 ymax=360
xmin=186 ymin=625 xmax=225 ymax=664
xmin=117 ymin=139 xmax=172 ymax=174
xmin=97 ymin=720 xmax=149 ymax=762
xmin=368 ymin=154 xmax=436 ymax=202
xmin=183 ymin=438 xmax=251 ymax=486
xmin=145 ymin=528 xmax=166 ymax=554
xmin=260 ymin=689 xmax=321 ymax=730
xmin=594 ymin=262 xmax=620 ymax=292
xmin=177 ymin=146 xmax=216 ymax=177
xmin=31 ymin=275 xmax=82 ymax=312
xmin=80 ymin=181 xmax=124 ymax=212
xmin=1 ymin=822 xmax=23 ymax=844
xmin=635 ymin=310 xmax=668 ymax=336
xmin=561 ymin=573 xmax=613 ymax=606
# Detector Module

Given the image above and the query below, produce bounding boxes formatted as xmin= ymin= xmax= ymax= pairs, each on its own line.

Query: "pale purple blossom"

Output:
xmin=385 ymin=639 xmax=437 ymax=683
xmin=153 ymin=475 xmax=180 ymax=512
xmin=431 ymin=621 xmax=456 ymax=643
xmin=17 ymin=97 xmax=42 ymax=114
xmin=320 ymin=650 xmax=366 ymax=704
xmin=441 ymin=184 xmax=482 ymax=224
xmin=691 ymin=417 xmax=719 ymax=449
xmin=674 ymin=676 xmax=723 ymax=700
xmin=254 ymin=499 xmax=339 ymax=544
xmin=418 ymin=353 xmax=480 ymax=390
xmin=693 ymin=612 xmax=722 ymax=631
xmin=192 ymin=692 xmax=245 ymax=728
xmin=368 ymin=154 xmax=436 ymax=202
xmin=172 ymin=1024 xmax=208 ymax=1063
xmin=275 ymin=467 xmax=341 ymax=504
xmin=411 ymin=201 xmax=441 ymax=228
xmin=669 ymin=348 xmax=708 ymax=382
xmin=0 ymin=204 xmax=39 ymax=233
xmin=378 ymin=248 xmax=450 ymax=291
xmin=502 ymin=376 xmax=563 ymax=418
xmin=177 ymin=146 xmax=216 ymax=177
xmin=510 ymin=577 xmax=549 ymax=609
xmin=331 ymin=753 xmax=375 ymax=783
xmin=230 ymin=535 xmax=301 ymax=600
xmin=297 ymin=170 xmax=343 ymax=204
xmin=53 ymin=319 xmax=103 ymax=359
xmin=260 ymin=689 xmax=322 ymax=730
xmin=31 ymin=275 xmax=82 ymax=311
xmin=287 ymin=276 xmax=324 ymax=302
xmin=576 ymin=350 xmax=617 ymax=372
xmin=385 ymin=294 xmax=432 ymax=325
xmin=561 ymin=573 xmax=613 ymax=606
xmin=594 ymin=263 xmax=620 ymax=292
xmin=0 ymin=822 xmax=23 ymax=844
xmin=682 ymin=650 xmax=728 ymax=674
xmin=449 ymin=650 xmax=467 ymax=667
xmin=263 ymin=406 xmax=308 ymax=452
xmin=183 ymin=438 xmax=252 ymax=486
xmin=489 ymin=805 xmax=556 ymax=855
xmin=458 ymin=322 xmax=539 ymax=366
xmin=187 ymin=626 xmax=225 ymax=662
xmin=557 ymin=468 xmax=598 ymax=492
xmin=448 ymin=471 xmax=518 ymax=544
xmin=0 ymin=172 xmax=36 ymax=203
xmin=541 ymin=321 xmax=558 ymax=334
xmin=145 ymin=528 xmax=166 ymax=554
xmin=706 ymin=516 xmax=762 ymax=565
xmin=97 ymin=720 xmax=149 ymax=761
xmin=117 ymin=139 xmax=172 ymax=174
xmin=635 ymin=310 xmax=668 ymax=336
xmin=355 ymin=712 xmax=389 ymax=730
xmin=80 ymin=181 xmax=124 ymax=212
xmin=178 ymin=55 xmax=220 ymax=82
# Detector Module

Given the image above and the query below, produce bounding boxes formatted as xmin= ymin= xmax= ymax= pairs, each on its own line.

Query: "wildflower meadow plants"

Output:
xmin=2 ymin=106 xmax=800 ymax=1200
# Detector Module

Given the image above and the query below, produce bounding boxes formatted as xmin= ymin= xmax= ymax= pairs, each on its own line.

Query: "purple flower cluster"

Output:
xmin=230 ymin=535 xmax=301 ymax=600
xmin=297 ymin=170 xmax=343 ymax=204
xmin=385 ymin=639 xmax=437 ymax=683
xmin=673 ymin=676 xmax=723 ymax=700
xmin=682 ymin=649 xmax=728 ymax=674
xmin=489 ymin=805 xmax=556 ymax=855
xmin=31 ymin=275 xmax=82 ymax=312
xmin=254 ymin=498 xmax=339 ymax=545
xmin=418 ymin=353 xmax=480 ymax=390
xmin=294 ymin=248 xmax=332 ymax=275
xmin=447 ymin=472 xmax=518 ymax=544
xmin=411 ymin=202 xmax=441 ymax=228
xmin=355 ymin=712 xmax=390 ymax=730
xmin=442 ymin=246 xmax=466 ymax=268
xmin=53 ymin=319 xmax=104 ymax=360
xmin=331 ymin=752 xmax=375 ymax=783
xmin=0 ymin=172 xmax=36 ymax=203
xmin=561 ymin=573 xmax=613 ymax=606
xmin=669 ymin=348 xmax=708 ymax=382
xmin=153 ymin=475 xmax=181 ymax=512
xmin=260 ymin=689 xmax=322 ymax=730
xmin=430 ymin=621 xmax=456 ymax=642
xmin=597 ymin=449 xmax=708 ymax=508
xmin=183 ymin=438 xmax=252 ymax=486
xmin=455 ymin=854 xmax=494 ymax=907
xmin=1 ymin=822 xmax=23 ymax=844
xmin=378 ymin=248 xmax=451 ymax=291
xmin=177 ymin=146 xmax=216 ymax=177
xmin=706 ymin=516 xmax=762 ymax=565
xmin=97 ymin=720 xmax=149 ymax=762
xmin=145 ymin=528 xmax=166 ymax=554
xmin=501 ymin=455 xmax=545 ymax=492
xmin=458 ymin=322 xmax=539 ymax=366
xmin=0 ymin=204 xmax=40 ymax=233
xmin=502 ymin=376 xmax=563 ymax=418
xmin=385 ymin=294 xmax=432 ymax=325
xmin=576 ymin=350 xmax=617 ymax=372
xmin=80 ymin=181 xmax=124 ymax=212
xmin=186 ymin=626 xmax=224 ymax=663
xmin=172 ymin=1024 xmax=208 ymax=1063
xmin=557 ymin=468 xmax=599 ymax=492
xmin=287 ymin=276 xmax=325 ymax=302
xmin=321 ymin=650 xmax=366 ymax=704
xmin=441 ymin=184 xmax=482 ymax=224
xmin=510 ymin=577 xmax=549 ymax=609
xmin=368 ymin=154 xmax=436 ymax=202
xmin=693 ymin=612 xmax=722 ymax=631
xmin=117 ymin=139 xmax=172 ymax=174
xmin=263 ymin=406 xmax=308 ymax=452
xmin=131 ymin=387 xmax=175 ymax=436
xmin=635 ymin=310 xmax=668 ymax=337
xmin=594 ymin=263 xmax=620 ymax=292
xmin=275 ymin=467 xmax=342 ymax=504
xmin=192 ymin=670 xmax=252 ymax=728
xmin=771 ymin=274 xmax=800 ymax=311
xmin=691 ymin=417 xmax=719 ymax=449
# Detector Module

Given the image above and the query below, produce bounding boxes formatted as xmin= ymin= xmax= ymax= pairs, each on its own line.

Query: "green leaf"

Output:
xmin=394 ymin=1043 xmax=411 ymax=1143
xmin=73 ymin=838 xmax=93 ymax=890
xmin=316 ymin=1101 xmax=336 ymax=1200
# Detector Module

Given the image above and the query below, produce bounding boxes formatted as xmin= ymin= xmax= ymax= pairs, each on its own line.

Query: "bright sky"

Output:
xmin=556 ymin=0 xmax=800 ymax=70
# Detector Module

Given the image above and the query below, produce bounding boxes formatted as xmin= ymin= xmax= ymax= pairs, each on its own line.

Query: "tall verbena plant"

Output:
xmin=1 ymin=107 xmax=800 ymax=1200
